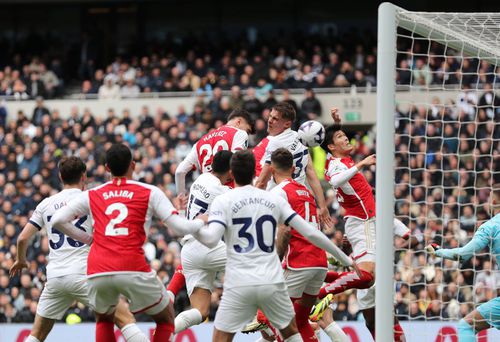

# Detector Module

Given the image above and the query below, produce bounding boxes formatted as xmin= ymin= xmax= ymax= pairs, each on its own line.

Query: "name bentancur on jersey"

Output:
xmin=231 ymin=197 xmax=276 ymax=214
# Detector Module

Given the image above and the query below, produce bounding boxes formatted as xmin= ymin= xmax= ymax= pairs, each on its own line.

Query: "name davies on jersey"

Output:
xmin=203 ymin=130 xmax=227 ymax=142
xmin=102 ymin=190 xmax=135 ymax=200
xmin=192 ymin=184 xmax=210 ymax=199
xmin=231 ymin=197 xmax=276 ymax=214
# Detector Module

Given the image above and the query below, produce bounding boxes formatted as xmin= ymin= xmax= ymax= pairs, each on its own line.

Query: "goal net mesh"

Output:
xmin=391 ymin=7 xmax=500 ymax=339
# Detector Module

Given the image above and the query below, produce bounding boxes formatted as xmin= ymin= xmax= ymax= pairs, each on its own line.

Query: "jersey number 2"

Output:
xmin=105 ymin=203 xmax=129 ymax=236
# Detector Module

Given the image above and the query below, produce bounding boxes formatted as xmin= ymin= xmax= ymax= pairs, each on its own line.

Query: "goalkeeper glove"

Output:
xmin=425 ymin=243 xmax=441 ymax=256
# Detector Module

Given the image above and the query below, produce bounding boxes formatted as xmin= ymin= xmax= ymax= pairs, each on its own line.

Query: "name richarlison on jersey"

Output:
xmin=231 ymin=197 xmax=276 ymax=214
xmin=103 ymin=190 xmax=135 ymax=200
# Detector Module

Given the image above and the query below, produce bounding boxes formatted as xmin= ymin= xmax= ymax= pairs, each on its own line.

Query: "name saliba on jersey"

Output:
xmin=102 ymin=190 xmax=135 ymax=200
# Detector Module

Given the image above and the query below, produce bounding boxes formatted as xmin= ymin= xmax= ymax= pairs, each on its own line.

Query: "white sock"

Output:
xmin=284 ymin=333 xmax=302 ymax=342
xmin=121 ymin=323 xmax=149 ymax=342
xmin=324 ymin=321 xmax=349 ymax=342
xmin=25 ymin=337 xmax=41 ymax=342
xmin=174 ymin=308 xmax=203 ymax=333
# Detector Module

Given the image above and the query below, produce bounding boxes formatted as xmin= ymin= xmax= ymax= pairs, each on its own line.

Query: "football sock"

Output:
xmin=96 ymin=321 xmax=116 ymax=342
xmin=174 ymin=308 xmax=203 ymax=333
xmin=324 ymin=322 xmax=349 ymax=342
xmin=121 ymin=323 xmax=149 ymax=342
xmin=152 ymin=322 xmax=174 ymax=342
xmin=318 ymin=269 xmax=374 ymax=298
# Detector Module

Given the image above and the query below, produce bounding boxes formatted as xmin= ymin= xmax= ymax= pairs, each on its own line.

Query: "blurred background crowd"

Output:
xmin=0 ymin=0 xmax=499 ymax=330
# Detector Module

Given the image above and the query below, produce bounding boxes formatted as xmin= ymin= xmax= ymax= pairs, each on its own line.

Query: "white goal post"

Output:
xmin=376 ymin=3 xmax=500 ymax=341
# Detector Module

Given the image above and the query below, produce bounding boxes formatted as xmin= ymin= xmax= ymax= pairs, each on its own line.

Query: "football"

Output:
xmin=298 ymin=120 xmax=326 ymax=147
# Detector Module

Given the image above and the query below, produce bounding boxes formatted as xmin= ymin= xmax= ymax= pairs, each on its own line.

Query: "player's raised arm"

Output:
xmin=51 ymin=193 xmax=93 ymax=245
xmin=305 ymin=157 xmax=333 ymax=228
xmin=175 ymin=146 xmax=198 ymax=195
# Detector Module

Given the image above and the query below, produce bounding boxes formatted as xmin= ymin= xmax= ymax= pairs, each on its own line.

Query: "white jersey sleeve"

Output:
xmin=175 ymin=145 xmax=199 ymax=194
xmin=231 ymin=129 xmax=249 ymax=151
xmin=326 ymin=158 xmax=349 ymax=187
xmin=29 ymin=198 xmax=48 ymax=231
xmin=149 ymin=186 xmax=179 ymax=222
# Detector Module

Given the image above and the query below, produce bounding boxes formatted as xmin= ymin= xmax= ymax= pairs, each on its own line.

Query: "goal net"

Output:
xmin=376 ymin=4 xmax=500 ymax=341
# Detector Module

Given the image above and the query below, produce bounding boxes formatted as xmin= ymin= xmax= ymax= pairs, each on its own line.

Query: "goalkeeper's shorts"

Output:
xmin=477 ymin=297 xmax=500 ymax=329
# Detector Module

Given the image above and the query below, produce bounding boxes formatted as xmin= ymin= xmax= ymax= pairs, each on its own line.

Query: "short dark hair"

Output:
xmin=230 ymin=150 xmax=255 ymax=186
xmin=272 ymin=102 xmax=296 ymax=123
xmin=320 ymin=123 xmax=343 ymax=153
xmin=58 ymin=156 xmax=86 ymax=185
xmin=105 ymin=143 xmax=132 ymax=177
xmin=212 ymin=150 xmax=233 ymax=174
xmin=270 ymin=148 xmax=293 ymax=171
xmin=227 ymin=108 xmax=255 ymax=134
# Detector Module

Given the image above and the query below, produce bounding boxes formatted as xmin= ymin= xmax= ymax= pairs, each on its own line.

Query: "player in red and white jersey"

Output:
xmin=254 ymin=102 xmax=333 ymax=228
xmin=319 ymin=109 xmax=412 ymax=341
xmin=175 ymin=108 xmax=254 ymax=194
xmin=10 ymin=156 xmax=148 ymax=342
xmin=270 ymin=148 xmax=328 ymax=341
xmin=51 ymin=144 xmax=208 ymax=342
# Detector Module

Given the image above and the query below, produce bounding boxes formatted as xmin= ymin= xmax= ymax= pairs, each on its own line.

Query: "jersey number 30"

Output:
xmin=233 ymin=215 xmax=277 ymax=253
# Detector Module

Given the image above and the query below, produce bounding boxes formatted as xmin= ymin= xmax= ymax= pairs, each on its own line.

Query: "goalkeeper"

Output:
xmin=427 ymin=185 xmax=500 ymax=341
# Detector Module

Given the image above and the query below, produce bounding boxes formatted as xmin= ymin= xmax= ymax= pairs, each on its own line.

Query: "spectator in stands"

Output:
xmin=31 ymin=97 xmax=50 ymax=126
xmin=301 ymin=87 xmax=322 ymax=120
xmin=98 ymin=74 xmax=120 ymax=99
xmin=120 ymin=75 xmax=140 ymax=98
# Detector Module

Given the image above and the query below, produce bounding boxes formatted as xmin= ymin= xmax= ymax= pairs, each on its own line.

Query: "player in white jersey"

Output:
xmin=9 ymin=157 xmax=148 ymax=342
xmin=255 ymin=102 xmax=332 ymax=228
xmin=175 ymin=150 xmax=233 ymax=333
xmin=192 ymin=150 xmax=356 ymax=342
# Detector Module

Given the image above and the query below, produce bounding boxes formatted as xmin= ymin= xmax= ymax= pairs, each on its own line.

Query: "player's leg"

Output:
xmin=29 ymin=276 xmax=75 ymax=341
xmin=25 ymin=315 xmax=55 ymax=342
xmin=166 ymin=263 xmax=185 ymax=302
xmin=175 ymin=287 xmax=210 ymax=333
xmin=258 ymin=283 xmax=300 ymax=341
xmin=319 ymin=218 xmax=375 ymax=298
xmin=88 ymin=275 xmax=121 ymax=342
xmin=114 ymin=299 xmax=149 ymax=342
xmin=213 ymin=286 xmax=259 ymax=342
xmin=458 ymin=297 xmax=499 ymax=341
xmin=318 ymin=306 xmax=349 ymax=342
xmin=149 ymin=301 xmax=176 ymax=342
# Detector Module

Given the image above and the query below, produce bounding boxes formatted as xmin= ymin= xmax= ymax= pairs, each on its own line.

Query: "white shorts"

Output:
xmin=214 ymin=283 xmax=295 ymax=333
xmin=87 ymin=271 xmax=168 ymax=315
xmin=357 ymin=284 xmax=375 ymax=310
xmin=181 ymin=238 xmax=226 ymax=296
xmin=345 ymin=217 xmax=376 ymax=263
xmin=345 ymin=217 xmax=410 ymax=263
xmin=284 ymin=268 xmax=327 ymax=298
xmin=37 ymin=274 xmax=89 ymax=320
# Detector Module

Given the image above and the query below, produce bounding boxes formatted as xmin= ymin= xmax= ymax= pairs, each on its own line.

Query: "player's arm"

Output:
xmin=328 ymin=155 xmax=376 ymax=188
xmin=305 ymin=157 xmax=333 ymax=228
xmin=426 ymin=221 xmax=492 ymax=261
xmin=231 ymin=130 xmax=249 ymax=151
xmin=175 ymin=145 xmax=198 ymax=195
xmin=276 ymin=224 xmax=291 ymax=260
xmin=151 ymin=187 xmax=206 ymax=235
xmin=9 ymin=222 xmax=39 ymax=277
xmin=277 ymin=196 xmax=352 ymax=267
xmin=51 ymin=193 xmax=93 ymax=245
xmin=255 ymin=163 xmax=272 ymax=189
xmin=191 ymin=197 xmax=226 ymax=248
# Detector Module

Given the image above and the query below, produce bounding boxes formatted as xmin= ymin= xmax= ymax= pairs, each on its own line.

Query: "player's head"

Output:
xmin=58 ymin=156 xmax=87 ymax=188
xmin=105 ymin=143 xmax=135 ymax=177
xmin=321 ymin=124 xmax=353 ymax=157
xmin=270 ymin=148 xmax=294 ymax=181
xmin=227 ymin=108 xmax=255 ymax=134
xmin=230 ymin=150 xmax=255 ymax=186
xmin=211 ymin=150 xmax=233 ymax=184
xmin=267 ymin=102 xmax=296 ymax=136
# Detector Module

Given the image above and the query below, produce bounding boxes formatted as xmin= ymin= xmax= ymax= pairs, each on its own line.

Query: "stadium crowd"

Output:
xmin=0 ymin=79 xmax=499 ymax=326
